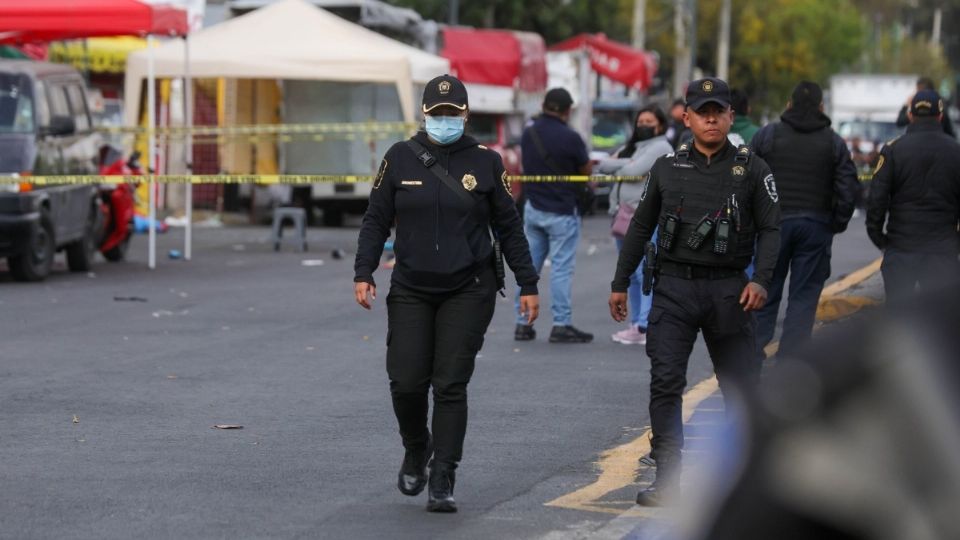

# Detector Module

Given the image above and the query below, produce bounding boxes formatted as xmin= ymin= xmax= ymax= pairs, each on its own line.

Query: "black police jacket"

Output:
xmin=866 ymin=119 xmax=960 ymax=254
xmin=612 ymin=140 xmax=781 ymax=292
xmin=355 ymin=132 xmax=539 ymax=295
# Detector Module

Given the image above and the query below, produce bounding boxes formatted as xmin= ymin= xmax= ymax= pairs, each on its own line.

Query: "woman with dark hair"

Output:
xmin=597 ymin=104 xmax=673 ymax=345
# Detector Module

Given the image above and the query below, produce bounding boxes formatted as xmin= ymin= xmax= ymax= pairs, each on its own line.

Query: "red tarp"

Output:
xmin=0 ymin=0 xmax=189 ymax=44
xmin=550 ymin=33 xmax=657 ymax=91
xmin=441 ymin=27 xmax=547 ymax=91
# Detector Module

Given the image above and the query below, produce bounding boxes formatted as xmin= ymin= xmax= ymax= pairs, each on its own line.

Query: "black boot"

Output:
xmin=397 ymin=436 xmax=433 ymax=496
xmin=426 ymin=462 xmax=457 ymax=513
xmin=636 ymin=456 xmax=680 ymax=507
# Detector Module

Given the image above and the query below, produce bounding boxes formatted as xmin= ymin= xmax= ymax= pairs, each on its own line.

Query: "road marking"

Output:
xmin=544 ymin=376 xmax=718 ymax=514
xmin=545 ymin=258 xmax=883 ymax=515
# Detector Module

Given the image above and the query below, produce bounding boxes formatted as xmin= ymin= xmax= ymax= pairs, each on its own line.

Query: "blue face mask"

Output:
xmin=425 ymin=115 xmax=465 ymax=145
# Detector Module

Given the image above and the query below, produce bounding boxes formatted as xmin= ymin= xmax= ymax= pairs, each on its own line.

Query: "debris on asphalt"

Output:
xmin=72 ymin=415 xmax=79 ymax=424
xmin=168 ymin=249 xmax=182 ymax=259
xmin=301 ymin=259 xmax=325 ymax=267
xmin=212 ymin=424 xmax=243 ymax=430
xmin=331 ymin=248 xmax=345 ymax=259
xmin=166 ymin=375 xmax=177 ymax=380
xmin=114 ymin=296 xmax=148 ymax=302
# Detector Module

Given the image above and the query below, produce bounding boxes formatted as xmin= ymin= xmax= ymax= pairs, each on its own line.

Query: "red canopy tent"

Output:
xmin=550 ymin=33 xmax=657 ymax=91
xmin=0 ymin=0 xmax=190 ymax=269
xmin=0 ymin=0 xmax=188 ymax=44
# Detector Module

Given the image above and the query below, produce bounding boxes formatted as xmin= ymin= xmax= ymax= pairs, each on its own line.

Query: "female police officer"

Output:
xmin=354 ymin=75 xmax=539 ymax=513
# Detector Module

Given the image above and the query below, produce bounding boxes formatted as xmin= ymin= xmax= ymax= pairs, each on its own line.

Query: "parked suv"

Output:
xmin=0 ymin=60 xmax=103 ymax=281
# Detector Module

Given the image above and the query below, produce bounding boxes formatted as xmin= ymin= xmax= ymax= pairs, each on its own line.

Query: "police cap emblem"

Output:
xmin=439 ymin=81 xmax=451 ymax=95
xmin=462 ymin=173 xmax=477 ymax=191
xmin=702 ymin=80 xmax=714 ymax=93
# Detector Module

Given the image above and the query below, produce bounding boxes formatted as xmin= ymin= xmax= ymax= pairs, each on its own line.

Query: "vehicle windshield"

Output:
xmin=592 ymin=112 xmax=632 ymax=152
xmin=836 ymin=120 xmax=902 ymax=144
xmin=0 ymin=73 xmax=35 ymax=134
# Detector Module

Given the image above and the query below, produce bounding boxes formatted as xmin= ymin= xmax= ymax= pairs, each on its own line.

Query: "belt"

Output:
xmin=658 ymin=261 xmax=743 ymax=280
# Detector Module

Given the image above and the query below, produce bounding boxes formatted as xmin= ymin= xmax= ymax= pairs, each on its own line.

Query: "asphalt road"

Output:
xmin=0 ymin=212 xmax=879 ymax=539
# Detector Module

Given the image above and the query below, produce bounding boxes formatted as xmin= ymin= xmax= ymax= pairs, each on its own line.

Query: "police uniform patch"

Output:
xmin=763 ymin=174 xmax=779 ymax=202
xmin=462 ymin=173 xmax=477 ymax=191
xmin=873 ymin=155 xmax=885 ymax=175
xmin=732 ymin=165 xmax=746 ymax=176
xmin=500 ymin=170 xmax=512 ymax=194
xmin=401 ymin=180 xmax=422 ymax=186
xmin=373 ymin=158 xmax=388 ymax=189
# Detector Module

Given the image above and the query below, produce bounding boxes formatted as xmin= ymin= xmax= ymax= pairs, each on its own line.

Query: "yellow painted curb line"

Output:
xmin=545 ymin=257 xmax=883 ymax=514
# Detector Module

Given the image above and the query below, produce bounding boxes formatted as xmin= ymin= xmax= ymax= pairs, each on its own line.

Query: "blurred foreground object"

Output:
xmin=682 ymin=282 xmax=960 ymax=540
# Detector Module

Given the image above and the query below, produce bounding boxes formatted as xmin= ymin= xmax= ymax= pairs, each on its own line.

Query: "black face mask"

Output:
xmin=634 ymin=126 xmax=657 ymax=142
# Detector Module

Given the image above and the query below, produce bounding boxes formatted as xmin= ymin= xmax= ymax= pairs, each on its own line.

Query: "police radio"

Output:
xmin=711 ymin=203 xmax=733 ymax=255
xmin=658 ymin=196 xmax=683 ymax=253
xmin=686 ymin=214 xmax=716 ymax=250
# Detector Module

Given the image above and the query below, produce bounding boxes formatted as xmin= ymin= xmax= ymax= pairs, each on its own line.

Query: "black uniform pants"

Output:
xmin=646 ymin=273 xmax=758 ymax=464
xmin=882 ymin=248 xmax=960 ymax=307
xmin=385 ymin=266 xmax=497 ymax=469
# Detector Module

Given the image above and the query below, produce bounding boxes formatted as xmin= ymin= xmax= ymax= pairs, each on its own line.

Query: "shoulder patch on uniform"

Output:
xmin=639 ymin=172 xmax=651 ymax=201
xmin=373 ymin=158 xmax=388 ymax=189
xmin=500 ymin=170 xmax=512 ymax=194
xmin=884 ymin=135 xmax=902 ymax=147
xmin=763 ymin=173 xmax=779 ymax=203
xmin=872 ymin=155 xmax=885 ymax=176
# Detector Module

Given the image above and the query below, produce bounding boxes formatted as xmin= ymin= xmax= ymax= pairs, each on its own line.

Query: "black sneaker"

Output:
xmin=514 ymin=324 xmax=536 ymax=341
xmin=397 ymin=436 xmax=433 ymax=496
xmin=549 ymin=325 xmax=594 ymax=343
xmin=426 ymin=462 xmax=457 ymax=513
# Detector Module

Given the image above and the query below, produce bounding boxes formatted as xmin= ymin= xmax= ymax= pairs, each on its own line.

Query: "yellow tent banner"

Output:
xmin=48 ymin=37 xmax=146 ymax=74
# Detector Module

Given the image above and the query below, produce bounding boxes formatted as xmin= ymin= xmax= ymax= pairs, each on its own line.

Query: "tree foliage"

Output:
xmin=385 ymin=0 xmax=631 ymax=45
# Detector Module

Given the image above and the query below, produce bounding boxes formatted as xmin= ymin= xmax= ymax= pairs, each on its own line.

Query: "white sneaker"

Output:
xmin=612 ymin=325 xmax=646 ymax=345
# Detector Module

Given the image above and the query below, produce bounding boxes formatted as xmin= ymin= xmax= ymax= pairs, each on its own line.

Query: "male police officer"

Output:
xmin=867 ymin=89 xmax=960 ymax=305
xmin=751 ymin=81 xmax=860 ymax=359
xmin=609 ymin=78 xmax=781 ymax=507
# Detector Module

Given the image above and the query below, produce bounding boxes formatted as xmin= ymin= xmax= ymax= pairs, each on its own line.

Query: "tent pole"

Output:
xmin=147 ymin=34 xmax=157 ymax=270
xmin=184 ymin=35 xmax=193 ymax=260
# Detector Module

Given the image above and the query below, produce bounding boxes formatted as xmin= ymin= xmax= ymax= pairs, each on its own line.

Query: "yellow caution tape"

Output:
xmin=1 ymin=175 xmax=646 ymax=185
xmin=96 ymin=121 xmax=419 ymax=138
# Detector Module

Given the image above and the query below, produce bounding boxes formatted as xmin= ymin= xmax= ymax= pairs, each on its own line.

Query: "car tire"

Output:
xmin=102 ymin=231 xmax=131 ymax=262
xmin=9 ymin=209 xmax=55 ymax=282
xmin=66 ymin=199 xmax=103 ymax=272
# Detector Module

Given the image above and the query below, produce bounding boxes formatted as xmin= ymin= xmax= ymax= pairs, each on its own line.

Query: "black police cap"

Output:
xmin=911 ymin=89 xmax=943 ymax=117
xmin=685 ymin=77 xmax=731 ymax=111
xmin=422 ymin=74 xmax=468 ymax=114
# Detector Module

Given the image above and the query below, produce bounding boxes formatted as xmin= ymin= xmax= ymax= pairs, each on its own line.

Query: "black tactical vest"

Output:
xmin=762 ymin=123 xmax=834 ymax=216
xmin=658 ymin=143 xmax=759 ymax=269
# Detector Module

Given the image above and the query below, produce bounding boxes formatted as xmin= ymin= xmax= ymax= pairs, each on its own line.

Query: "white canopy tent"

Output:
xmin=123 ymin=0 xmax=449 ymax=265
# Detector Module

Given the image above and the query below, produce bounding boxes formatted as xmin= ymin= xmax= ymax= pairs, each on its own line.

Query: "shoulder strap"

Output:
xmin=527 ymin=123 xmax=562 ymax=174
xmin=672 ymin=141 xmax=692 ymax=168
xmin=405 ymin=139 xmax=474 ymax=206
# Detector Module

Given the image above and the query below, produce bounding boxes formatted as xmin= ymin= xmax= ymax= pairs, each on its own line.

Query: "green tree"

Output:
xmin=386 ymin=0 xmax=630 ymax=45
xmin=730 ymin=0 xmax=866 ymax=115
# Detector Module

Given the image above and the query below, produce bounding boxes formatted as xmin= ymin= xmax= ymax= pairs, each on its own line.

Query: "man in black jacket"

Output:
xmin=751 ymin=81 xmax=860 ymax=359
xmin=609 ymin=77 xmax=780 ymax=507
xmin=867 ymin=90 xmax=960 ymax=305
